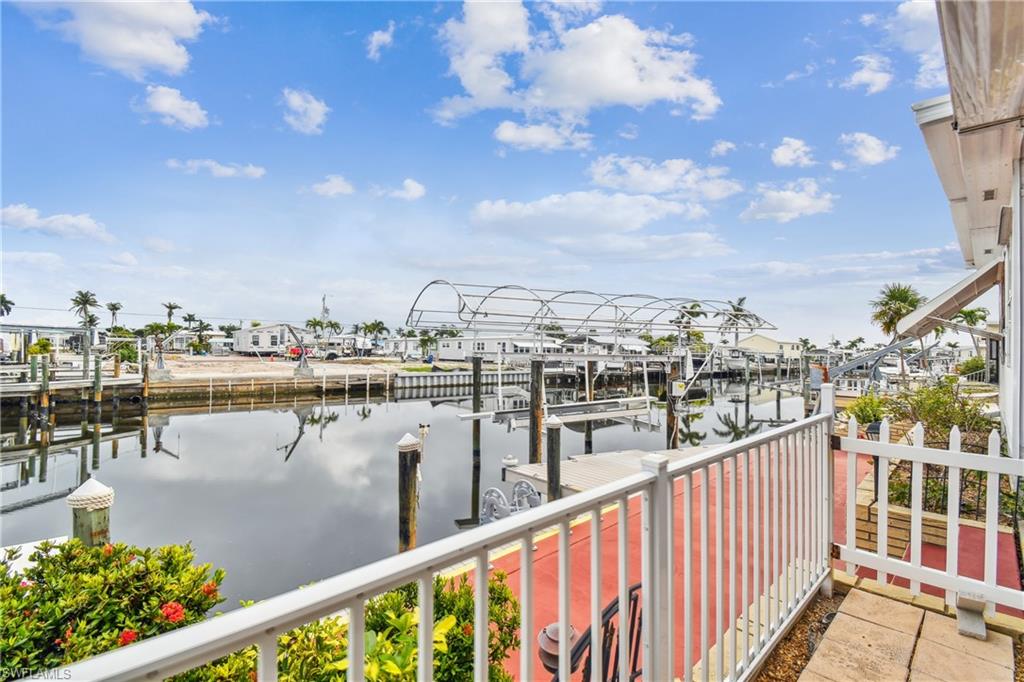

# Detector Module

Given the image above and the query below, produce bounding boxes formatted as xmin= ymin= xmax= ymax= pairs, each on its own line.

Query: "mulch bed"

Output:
xmin=754 ymin=592 xmax=846 ymax=681
xmin=1014 ymin=640 xmax=1023 ymax=682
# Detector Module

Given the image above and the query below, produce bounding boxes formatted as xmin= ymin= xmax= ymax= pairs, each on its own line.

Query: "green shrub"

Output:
xmin=886 ymin=377 xmax=995 ymax=451
xmin=3 ymin=542 xmax=519 ymax=681
xmin=956 ymin=355 xmax=986 ymax=376
xmin=1 ymin=541 xmax=224 ymax=679
xmin=114 ymin=345 xmax=138 ymax=363
xmin=846 ymin=392 xmax=887 ymax=425
xmin=26 ymin=339 xmax=52 ymax=356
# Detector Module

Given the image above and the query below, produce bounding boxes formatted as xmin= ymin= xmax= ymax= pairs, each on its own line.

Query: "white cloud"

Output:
xmin=882 ymin=1 xmax=945 ymax=89
xmin=830 ymin=160 xmax=847 ymax=171
xmin=617 ymin=123 xmax=639 ymax=140
xmin=859 ymin=13 xmax=878 ymax=27
xmin=493 ymin=120 xmax=592 ymax=151
xmin=109 ymin=251 xmax=138 ymax=266
xmin=166 ymin=158 xmax=266 ymax=178
xmin=141 ymin=85 xmax=208 ymax=129
xmin=144 ymin=237 xmax=176 ymax=253
xmin=4 ymin=251 xmax=64 ymax=270
xmin=472 ymin=190 xmax=705 ymax=235
xmin=740 ymin=179 xmax=836 ymax=223
xmin=536 ymin=0 xmax=603 ymax=33
xmin=311 ymin=175 xmax=355 ymax=197
xmin=550 ymin=231 xmax=731 ymax=261
xmin=21 ymin=2 xmax=214 ymax=80
xmin=281 ymin=88 xmax=329 ymax=135
xmin=1 ymin=203 xmax=114 ymax=241
xmin=436 ymin=3 xmax=720 ymax=125
xmin=709 ymin=140 xmax=736 ymax=157
xmin=771 ymin=137 xmax=815 ymax=167
xmin=388 ymin=179 xmax=426 ymax=201
xmin=366 ymin=20 xmax=395 ymax=61
xmin=588 ymin=154 xmax=742 ymax=201
xmin=841 ymin=54 xmax=893 ymax=95
xmin=838 ymin=132 xmax=900 ymax=166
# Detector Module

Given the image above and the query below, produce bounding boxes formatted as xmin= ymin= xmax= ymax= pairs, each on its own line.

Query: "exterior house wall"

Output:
xmin=435 ymin=335 xmax=560 ymax=362
xmin=233 ymin=325 xmax=313 ymax=354
xmin=737 ymin=333 xmax=802 ymax=359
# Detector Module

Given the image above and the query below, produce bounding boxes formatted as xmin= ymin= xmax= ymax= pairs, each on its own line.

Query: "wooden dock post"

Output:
xmin=67 ymin=478 xmax=114 ymax=548
xmin=545 ymin=415 xmax=563 ymax=501
xmin=81 ymin=328 xmax=91 ymax=380
xmin=29 ymin=355 xmax=38 ymax=382
xmin=472 ymin=356 xmax=482 ymax=460
xmin=584 ymin=360 xmax=596 ymax=454
xmin=141 ymin=354 xmax=150 ymax=415
xmin=112 ymin=355 xmax=121 ymax=416
xmin=38 ymin=357 xmax=50 ymax=425
xmin=666 ymin=361 xmax=679 ymax=449
xmin=92 ymin=355 xmax=103 ymax=421
xmin=396 ymin=433 xmax=421 ymax=553
xmin=529 ymin=359 xmax=544 ymax=464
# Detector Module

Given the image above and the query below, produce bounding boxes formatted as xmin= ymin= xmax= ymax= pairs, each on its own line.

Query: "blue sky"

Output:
xmin=1 ymin=1 xmax=977 ymax=343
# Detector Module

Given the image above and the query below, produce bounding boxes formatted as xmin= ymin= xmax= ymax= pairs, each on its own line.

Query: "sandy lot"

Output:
xmin=158 ymin=354 xmax=473 ymax=379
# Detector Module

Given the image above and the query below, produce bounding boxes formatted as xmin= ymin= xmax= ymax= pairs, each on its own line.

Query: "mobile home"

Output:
xmin=232 ymin=324 xmax=314 ymax=356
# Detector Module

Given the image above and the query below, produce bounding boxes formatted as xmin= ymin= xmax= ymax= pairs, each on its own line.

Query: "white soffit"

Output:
xmin=896 ymin=257 xmax=1003 ymax=338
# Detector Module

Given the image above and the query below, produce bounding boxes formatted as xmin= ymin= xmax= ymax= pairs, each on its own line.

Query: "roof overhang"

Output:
xmin=911 ymin=2 xmax=1024 ymax=268
xmin=896 ymin=257 xmax=1003 ymax=338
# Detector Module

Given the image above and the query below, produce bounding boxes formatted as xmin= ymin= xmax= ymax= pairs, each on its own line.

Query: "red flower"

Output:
xmin=462 ymin=623 xmax=473 ymax=637
xmin=102 ymin=544 xmax=114 ymax=556
xmin=118 ymin=629 xmax=138 ymax=646
xmin=160 ymin=601 xmax=186 ymax=623
xmin=201 ymin=580 xmax=219 ymax=598
xmin=56 ymin=626 xmax=73 ymax=646
xmin=19 ymin=580 xmax=32 ymax=589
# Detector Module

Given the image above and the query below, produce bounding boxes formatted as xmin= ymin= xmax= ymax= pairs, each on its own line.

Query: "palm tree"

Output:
xmin=845 ymin=336 xmax=866 ymax=352
xmin=870 ymin=282 xmax=926 ymax=374
xmin=720 ymin=296 xmax=749 ymax=346
xmin=81 ymin=312 xmax=100 ymax=329
xmin=182 ymin=313 xmax=198 ymax=330
xmin=0 ymin=293 xmax=14 ymax=317
xmin=70 ymin=290 xmax=99 ymax=326
xmin=105 ymin=301 xmax=123 ymax=328
xmin=306 ymin=318 xmax=325 ymax=343
xmin=952 ymin=306 xmax=989 ymax=356
xmin=418 ymin=330 xmax=436 ymax=357
xmin=363 ymin=320 xmax=390 ymax=346
xmin=219 ymin=323 xmax=241 ymax=336
xmin=351 ymin=323 xmax=364 ymax=355
xmin=194 ymin=319 xmax=213 ymax=347
xmin=323 ymin=320 xmax=342 ymax=347
xmin=163 ymin=302 xmax=182 ymax=324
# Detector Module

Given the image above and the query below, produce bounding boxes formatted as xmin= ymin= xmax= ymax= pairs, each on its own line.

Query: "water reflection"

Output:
xmin=1 ymin=380 xmax=803 ymax=609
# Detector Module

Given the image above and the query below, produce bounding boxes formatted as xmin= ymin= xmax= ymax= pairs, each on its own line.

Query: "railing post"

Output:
xmin=640 ymin=454 xmax=670 ymax=680
xmin=819 ymin=383 xmax=835 ymax=597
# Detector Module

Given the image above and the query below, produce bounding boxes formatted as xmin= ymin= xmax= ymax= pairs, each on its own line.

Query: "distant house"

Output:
xmin=435 ymin=334 xmax=562 ymax=362
xmin=382 ymin=336 xmax=420 ymax=358
xmin=737 ymin=333 xmax=802 ymax=360
xmin=232 ymin=324 xmax=314 ymax=355
xmin=562 ymin=334 xmax=650 ymax=355
xmin=166 ymin=329 xmax=233 ymax=353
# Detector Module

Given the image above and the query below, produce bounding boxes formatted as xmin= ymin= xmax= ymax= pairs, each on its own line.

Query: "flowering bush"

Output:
xmin=2 ymin=540 xmax=520 ymax=681
xmin=0 ymin=540 xmax=224 ymax=679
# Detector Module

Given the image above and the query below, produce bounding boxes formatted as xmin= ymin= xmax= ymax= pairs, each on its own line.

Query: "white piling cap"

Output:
xmin=67 ymin=478 xmax=114 ymax=511
xmin=396 ymin=432 xmax=421 ymax=452
xmin=545 ymin=415 xmax=564 ymax=428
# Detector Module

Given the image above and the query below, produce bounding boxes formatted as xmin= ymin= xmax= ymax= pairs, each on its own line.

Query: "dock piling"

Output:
xmin=397 ymin=433 xmax=421 ymax=552
xmin=67 ymin=478 xmax=114 ymax=548
xmin=529 ymin=359 xmax=544 ymax=464
xmin=545 ymin=415 xmax=563 ymax=501
xmin=472 ymin=356 xmax=482 ymax=460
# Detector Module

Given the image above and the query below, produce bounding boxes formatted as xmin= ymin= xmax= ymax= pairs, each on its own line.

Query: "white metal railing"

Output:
xmin=839 ymin=417 xmax=1024 ymax=613
xmin=958 ymin=368 xmax=990 ymax=383
xmin=61 ymin=392 xmax=836 ymax=682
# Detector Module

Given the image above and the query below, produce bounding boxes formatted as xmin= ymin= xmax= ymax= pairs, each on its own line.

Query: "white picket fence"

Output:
xmin=61 ymin=396 xmax=836 ymax=681
xmin=839 ymin=417 xmax=1024 ymax=612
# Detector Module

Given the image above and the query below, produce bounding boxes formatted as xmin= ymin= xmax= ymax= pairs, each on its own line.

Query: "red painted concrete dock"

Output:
xmin=484 ymin=450 xmax=1020 ymax=679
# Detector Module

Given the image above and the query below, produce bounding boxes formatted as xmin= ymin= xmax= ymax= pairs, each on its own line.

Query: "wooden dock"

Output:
xmin=504 ymin=446 xmax=709 ymax=496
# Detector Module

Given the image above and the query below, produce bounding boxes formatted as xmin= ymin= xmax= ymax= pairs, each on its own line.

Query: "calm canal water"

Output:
xmin=1 ymin=381 xmax=804 ymax=609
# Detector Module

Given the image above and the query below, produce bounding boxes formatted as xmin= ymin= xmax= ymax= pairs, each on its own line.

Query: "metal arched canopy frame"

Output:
xmin=405 ymin=280 xmax=776 ymax=337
